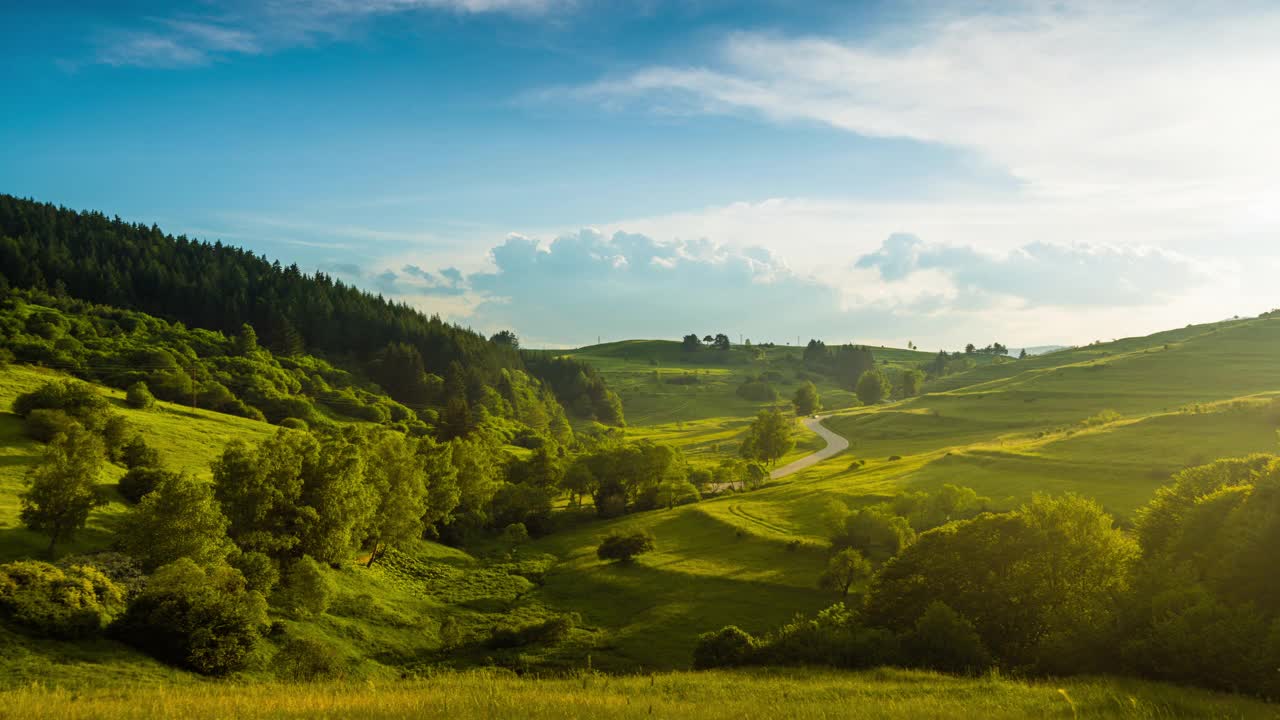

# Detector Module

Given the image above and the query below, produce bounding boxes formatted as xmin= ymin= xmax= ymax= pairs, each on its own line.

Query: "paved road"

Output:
xmin=770 ymin=415 xmax=850 ymax=479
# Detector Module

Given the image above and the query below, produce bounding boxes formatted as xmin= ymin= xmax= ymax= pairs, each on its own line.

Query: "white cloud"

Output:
xmin=567 ymin=4 xmax=1280 ymax=208
xmin=508 ymin=3 xmax=1280 ymax=344
xmin=94 ymin=0 xmax=571 ymax=67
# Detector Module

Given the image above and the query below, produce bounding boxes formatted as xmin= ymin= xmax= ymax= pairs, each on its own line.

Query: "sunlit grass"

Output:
xmin=3 ymin=668 xmax=1274 ymax=719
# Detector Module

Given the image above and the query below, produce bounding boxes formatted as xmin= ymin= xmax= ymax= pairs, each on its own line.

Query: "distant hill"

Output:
xmin=1015 ymin=345 xmax=1069 ymax=356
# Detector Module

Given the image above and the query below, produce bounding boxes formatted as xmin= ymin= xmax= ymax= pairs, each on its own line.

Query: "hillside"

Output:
xmin=4 ymin=301 xmax=1280 ymax=706
xmin=500 ymin=314 xmax=1280 ymax=668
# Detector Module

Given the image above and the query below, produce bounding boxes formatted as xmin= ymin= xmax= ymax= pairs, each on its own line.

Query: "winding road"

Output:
xmin=771 ymin=415 xmax=850 ymax=479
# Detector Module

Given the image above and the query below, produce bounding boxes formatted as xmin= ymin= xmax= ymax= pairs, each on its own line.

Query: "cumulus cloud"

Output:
xmin=464 ymin=228 xmax=877 ymax=345
xmin=855 ymin=235 xmax=1203 ymax=307
xmin=401 ymin=264 xmax=467 ymax=295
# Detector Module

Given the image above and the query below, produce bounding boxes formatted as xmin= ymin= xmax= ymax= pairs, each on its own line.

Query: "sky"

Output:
xmin=2 ymin=1 xmax=1278 ymax=349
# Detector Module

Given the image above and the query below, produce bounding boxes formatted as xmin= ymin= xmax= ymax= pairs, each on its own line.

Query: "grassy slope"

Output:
xmin=4 ymin=318 xmax=1280 ymax=698
xmin=0 ymin=364 xmax=277 ymax=562
xmin=520 ymin=318 xmax=1280 ymax=669
xmin=3 ymin=668 xmax=1274 ymax=719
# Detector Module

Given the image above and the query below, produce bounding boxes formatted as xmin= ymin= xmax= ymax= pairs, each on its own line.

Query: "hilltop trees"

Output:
xmin=20 ymin=425 xmax=107 ymax=557
xmin=803 ymin=342 xmax=877 ymax=389
xmin=490 ymin=330 xmax=519 ymax=349
xmin=793 ymin=381 xmax=821 ymax=415
xmin=682 ymin=333 xmax=731 ymax=351
xmin=739 ymin=408 xmax=794 ymax=468
xmin=855 ymin=369 xmax=891 ymax=405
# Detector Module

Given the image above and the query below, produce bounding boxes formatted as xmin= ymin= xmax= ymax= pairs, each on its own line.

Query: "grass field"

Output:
xmin=2 ymin=668 xmax=1274 ymax=719
xmin=4 ymin=317 xmax=1280 ymax=705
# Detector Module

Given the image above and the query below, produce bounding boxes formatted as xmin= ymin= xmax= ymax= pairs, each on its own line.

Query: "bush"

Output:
xmin=597 ymin=531 xmax=656 ymax=563
xmin=902 ymin=601 xmax=991 ymax=675
xmin=276 ymin=556 xmax=333 ymax=618
xmin=278 ymin=417 xmax=309 ymax=430
xmin=118 ymin=466 xmax=176 ymax=504
xmin=56 ymin=552 xmax=146 ymax=599
xmin=0 ymin=560 xmax=126 ymax=638
xmin=125 ymin=381 xmax=156 ymax=410
xmin=120 ymin=435 xmax=161 ymax=470
xmin=24 ymin=408 xmax=77 ymax=442
xmin=114 ymin=559 xmax=269 ymax=676
xmin=1082 ymin=409 xmax=1122 ymax=427
xmin=488 ymin=614 xmax=576 ymax=649
xmin=735 ymin=379 xmax=778 ymax=402
xmin=274 ymin=637 xmax=346 ymax=681
xmin=101 ymin=414 xmax=131 ymax=460
xmin=12 ymin=380 xmax=108 ymax=419
xmin=693 ymin=626 xmax=758 ymax=668
xmin=231 ymin=551 xmax=280 ymax=595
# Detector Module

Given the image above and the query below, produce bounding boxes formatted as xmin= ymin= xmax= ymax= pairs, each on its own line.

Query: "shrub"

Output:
xmin=1082 ymin=409 xmax=1122 ymax=427
xmin=488 ymin=614 xmax=576 ymax=649
xmin=12 ymin=380 xmax=108 ymax=419
xmin=274 ymin=637 xmax=346 ymax=681
xmin=500 ymin=522 xmax=530 ymax=545
xmin=597 ymin=531 xmax=656 ymax=563
xmin=114 ymin=559 xmax=269 ymax=676
xmin=101 ymin=414 xmax=132 ymax=460
xmin=118 ymin=466 xmax=176 ymax=504
xmin=56 ymin=552 xmax=146 ymax=599
xmin=278 ymin=417 xmax=309 ymax=430
xmin=120 ymin=435 xmax=161 ymax=470
xmin=693 ymin=625 xmax=758 ymax=669
xmin=902 ymin=601 xmax=991 ymax=675
xmin=0 ymin=560 xmax=126 ymax=638
xmin=276 ymin=556 xmax=333 ymax=618
xmin=24 ymin=408 xmax=77 ymax=442
xmin=125 ymin=381 xmax=156 ymax=410
xmin=735 ymin=379 xmax=778 ymax=402
xmin=231 ymin=551 xmax=280 ymax=595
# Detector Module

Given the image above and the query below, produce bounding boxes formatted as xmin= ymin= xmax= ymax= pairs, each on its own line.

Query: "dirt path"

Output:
xmin=770 ymin=415 xmax=849 ymax=479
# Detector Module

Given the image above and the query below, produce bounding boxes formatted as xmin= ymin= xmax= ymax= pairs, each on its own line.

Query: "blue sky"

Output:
xmin=3 ymin=1 xmax=1278 ymax=348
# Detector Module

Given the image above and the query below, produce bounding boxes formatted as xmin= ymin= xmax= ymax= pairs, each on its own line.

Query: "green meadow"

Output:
xmin=4 ymin=314 xmax=1280 ymax=713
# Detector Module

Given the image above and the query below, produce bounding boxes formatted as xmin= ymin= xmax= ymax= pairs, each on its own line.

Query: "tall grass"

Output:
xmin=2 ymin=668 xmax=1273 ymax=719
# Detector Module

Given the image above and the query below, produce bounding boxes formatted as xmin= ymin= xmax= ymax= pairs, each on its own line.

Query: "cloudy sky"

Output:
xmin=3 ymin=1 xmax=1278 ymax=348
